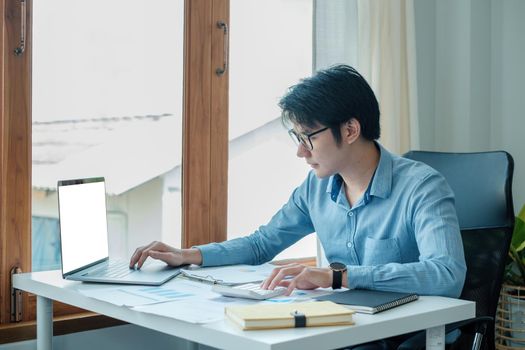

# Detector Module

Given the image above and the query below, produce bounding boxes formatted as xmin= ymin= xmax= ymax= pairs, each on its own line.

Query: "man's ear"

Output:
xmin=342 ymin=118 xmax=361 ymax=144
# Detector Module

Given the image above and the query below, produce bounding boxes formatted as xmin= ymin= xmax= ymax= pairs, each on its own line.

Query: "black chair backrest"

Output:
xmin=403 ymin=151 xmax=514 ymax=349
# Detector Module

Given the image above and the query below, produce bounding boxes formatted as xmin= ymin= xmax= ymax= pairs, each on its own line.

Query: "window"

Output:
xmin=1 ymin=0 xmax=228 ymax=340
xmin=31 ymin=0 xmax=185 ymax=271
xmin=31 ymin=216 xmax=60 ymax=272
xmin=228 ymin=0 xmax=316 ymax=260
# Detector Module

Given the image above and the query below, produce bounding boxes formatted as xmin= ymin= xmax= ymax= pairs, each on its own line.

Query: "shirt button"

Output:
xmin=347 ymin=242 xmax=353 ymax=248
xmin=348 ymin=211 xmax=354 ymax=217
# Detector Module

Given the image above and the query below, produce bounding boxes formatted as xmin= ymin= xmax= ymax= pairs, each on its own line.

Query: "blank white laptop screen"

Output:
xmin=58 ymin=180 xmax=109 ymax=275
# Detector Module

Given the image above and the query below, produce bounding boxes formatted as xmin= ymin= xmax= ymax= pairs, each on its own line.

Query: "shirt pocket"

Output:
xmin=362 ymin=236 xmax=401 ymax=265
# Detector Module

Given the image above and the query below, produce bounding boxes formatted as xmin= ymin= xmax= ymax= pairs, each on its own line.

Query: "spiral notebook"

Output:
xmin=315 ymin=289 xmax=419 ymax=314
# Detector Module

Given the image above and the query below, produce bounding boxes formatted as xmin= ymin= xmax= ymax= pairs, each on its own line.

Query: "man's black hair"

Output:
xmin=279 ymin=64 xmax=380 ymax=143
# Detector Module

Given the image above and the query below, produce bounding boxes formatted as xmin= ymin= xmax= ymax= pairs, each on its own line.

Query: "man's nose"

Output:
xmin=296 ymin=143 xmax=311 ymax=158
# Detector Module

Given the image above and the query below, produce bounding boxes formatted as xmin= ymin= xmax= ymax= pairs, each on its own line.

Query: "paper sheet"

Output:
xmin=181 ymin=263 xmax=278 ymax=285
xmin=132 ymin=288 xmax=331 ymax=324
xmin=78 ymin=278 xmax=216 ymax=307
xmin=76 ymin=264 xmax=335 ymax=323
xmin=134 ymin=297 xmax=255 ymax=324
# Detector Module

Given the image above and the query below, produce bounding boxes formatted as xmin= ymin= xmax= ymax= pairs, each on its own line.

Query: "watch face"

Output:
xmin=330 ymin=262 xmax=346 ymax=271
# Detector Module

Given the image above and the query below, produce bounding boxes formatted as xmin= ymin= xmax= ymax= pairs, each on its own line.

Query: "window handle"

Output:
xmin=216 ymin=21 xmax=229 ymax=76
xmin=10 ymin=266 xmax=23 ymax=321
xmin=14 ymin=0 xmax=26 ymax=56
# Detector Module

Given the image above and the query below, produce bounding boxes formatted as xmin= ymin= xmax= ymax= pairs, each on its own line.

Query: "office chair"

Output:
xmin=398 ymin=151 xmax=515 ymax=350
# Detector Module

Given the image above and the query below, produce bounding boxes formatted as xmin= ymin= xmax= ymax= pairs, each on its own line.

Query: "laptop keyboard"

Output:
xmin=89 ymin=261 xmax=135 ymax=279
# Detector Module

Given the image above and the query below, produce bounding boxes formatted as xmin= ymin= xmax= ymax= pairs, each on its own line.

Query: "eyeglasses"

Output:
xmin=288 ymin=127 xmax=329 ymax=151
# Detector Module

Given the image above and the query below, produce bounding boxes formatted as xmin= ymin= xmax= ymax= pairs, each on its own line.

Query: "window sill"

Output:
xmin=272 ymin=256 xmax=317 ymax=267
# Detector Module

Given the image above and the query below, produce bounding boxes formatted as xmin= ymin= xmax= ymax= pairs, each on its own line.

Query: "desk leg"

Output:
xmin=426 ymin=324 xmax=445 ymax=350
xmin=37 ymin=296 xmax=53 ymax=350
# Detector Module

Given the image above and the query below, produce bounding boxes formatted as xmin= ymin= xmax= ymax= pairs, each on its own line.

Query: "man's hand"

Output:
xmin=129 ymin=241 xmax=202 ymax=269
xmin=260 ymin=263 xmax=333 ymax=296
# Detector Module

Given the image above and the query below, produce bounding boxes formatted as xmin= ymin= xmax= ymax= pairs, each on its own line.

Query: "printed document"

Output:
xmin=181 ymin=263 xmax=277 ymax=285
xmin=78 ymin=278 xmax=216 ymax=307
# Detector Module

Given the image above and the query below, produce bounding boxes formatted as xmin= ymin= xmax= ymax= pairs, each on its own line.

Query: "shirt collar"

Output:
xmin=327 ymin=142 xmax=393 ymax=201
xmin=327 ymin=174 xmax=344 ymax=202
xmin=369 ymin=142 xmax=393 ymax=199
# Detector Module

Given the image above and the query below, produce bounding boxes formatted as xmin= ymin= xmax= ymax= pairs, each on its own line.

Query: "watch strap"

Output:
xmin=332 ymin=269 xmax=343 ymax=289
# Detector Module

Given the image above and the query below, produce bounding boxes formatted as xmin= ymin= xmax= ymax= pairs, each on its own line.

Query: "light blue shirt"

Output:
xmin=197 ymin=144 xmax=466 ymax=298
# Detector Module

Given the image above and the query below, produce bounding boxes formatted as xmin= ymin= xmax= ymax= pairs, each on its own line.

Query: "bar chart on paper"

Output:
xmin=127 ymin=286 xmax=194 ymax=301
xmin=79 ymin=284 xmax=197 ymax=307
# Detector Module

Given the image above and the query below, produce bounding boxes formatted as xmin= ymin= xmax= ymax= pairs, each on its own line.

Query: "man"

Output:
xmin=130 ymin=65 xmax=466 ymax=347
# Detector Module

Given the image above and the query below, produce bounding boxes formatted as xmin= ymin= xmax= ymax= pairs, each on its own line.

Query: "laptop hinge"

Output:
xmin=10 ymin=266 xmax=23 ymax=322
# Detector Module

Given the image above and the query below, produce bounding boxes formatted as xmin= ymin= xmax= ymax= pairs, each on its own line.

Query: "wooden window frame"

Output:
xmin=0 ymin=0 xmax=229 ymax=343
xmin=182 ymin=0 xmax=229 ymax=248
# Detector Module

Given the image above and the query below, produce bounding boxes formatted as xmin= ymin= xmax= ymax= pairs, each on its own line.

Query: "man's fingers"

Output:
xmin=268 ymin=265 xmax=305 ymax=290
xmin=286 ymin=280 xmax=296 ymax=296
xmin=278 ymin=279 xmax=292 ymax=287
xmin=129 ymin=241 xmax=164 ymax=268
xmin=286 ymin=269 xmax=310 ymax=295
xmin=136 ymin=249 xmax=154 ymax=269
xmin=129 ymin=246 xmax=146 ymax=268
xmin=149 ymin=251 xmax=177 ymax=266
xmin=261 ymin=264 xmax=290 ymax=289
xmin=261 ymin=263 xmax=305 ymax=289
xmin=261 ymin=267 xmax=281 ymax=289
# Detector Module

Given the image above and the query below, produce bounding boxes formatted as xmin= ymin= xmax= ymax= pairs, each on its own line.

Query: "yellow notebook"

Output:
xmin=225 ymin=301 xmax=355 ymax=330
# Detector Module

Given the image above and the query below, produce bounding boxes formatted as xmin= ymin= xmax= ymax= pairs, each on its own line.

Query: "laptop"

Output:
xmin=57 ymin=177 xmax=181 ymax=285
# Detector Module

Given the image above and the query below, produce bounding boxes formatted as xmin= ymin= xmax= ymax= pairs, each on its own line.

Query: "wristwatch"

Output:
xmin=329 ymin=262 xmax=347 ymax=289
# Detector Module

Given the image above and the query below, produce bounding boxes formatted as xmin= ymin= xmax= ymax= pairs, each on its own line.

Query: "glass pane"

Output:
xmin=31 ymin=0 xmax=184 ymax=271
xmin=228 ymin=0 xmax=315 ymax=260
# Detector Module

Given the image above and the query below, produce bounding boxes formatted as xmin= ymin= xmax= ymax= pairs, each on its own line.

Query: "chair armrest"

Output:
xmin=396 ymin=316 xmax=493 ymax=350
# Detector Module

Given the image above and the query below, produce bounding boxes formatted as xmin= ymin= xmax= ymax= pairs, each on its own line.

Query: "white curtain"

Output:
xmin=315 ymin=0 xmax=419 ymax=154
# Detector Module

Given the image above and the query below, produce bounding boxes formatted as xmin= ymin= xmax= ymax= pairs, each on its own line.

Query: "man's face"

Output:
xmin=292 ymin=124 xmax=351 ymax=178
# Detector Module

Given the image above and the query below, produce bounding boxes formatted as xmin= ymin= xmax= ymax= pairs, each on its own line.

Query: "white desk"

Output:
xmin=14 ymin=270 xmax=475 ymax=350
